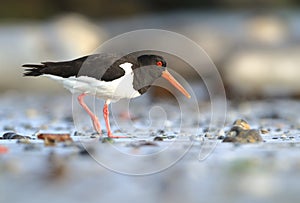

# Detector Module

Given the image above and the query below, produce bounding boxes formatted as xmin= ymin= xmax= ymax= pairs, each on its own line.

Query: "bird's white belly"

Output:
xmin=44 ymin=74 xmax=141 ymax=102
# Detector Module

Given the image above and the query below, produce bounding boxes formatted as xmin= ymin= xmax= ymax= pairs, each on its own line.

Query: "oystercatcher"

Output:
xmin=23 ymin=52 xmax=191 ymax=138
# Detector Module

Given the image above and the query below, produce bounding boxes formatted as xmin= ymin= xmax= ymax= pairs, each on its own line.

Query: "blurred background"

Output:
xmin=0 ymin=0 xmax=300 ymax=99
xmin=2 ymin=2 xmax=300 ymax=203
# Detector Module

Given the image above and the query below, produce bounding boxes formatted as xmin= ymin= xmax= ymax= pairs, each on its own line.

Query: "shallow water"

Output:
xmin=1 ymin=93 xmax=300 ymax=203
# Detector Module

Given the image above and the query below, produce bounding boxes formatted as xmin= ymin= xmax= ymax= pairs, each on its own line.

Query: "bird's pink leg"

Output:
xmin=77 ymin=93 xmax=101 ymax=134
xmin=103 ymin=100 xmax=127 ymax=138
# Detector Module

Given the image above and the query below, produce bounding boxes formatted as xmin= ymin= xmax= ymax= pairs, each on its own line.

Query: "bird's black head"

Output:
xmin=133 ymin=53 xmax=190 ymax=99
xmin=137 ymin=55 xmax=167 ymax=68
xmin=132 ymin=54 xmax=167 ymax=94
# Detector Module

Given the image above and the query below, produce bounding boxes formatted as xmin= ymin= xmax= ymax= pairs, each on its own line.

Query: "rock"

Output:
xmin=226 ymin=126 xmax=240 ymax=138
xmin=223 ymin=119 xmax=263 ymax=143
xmin=232 ymin=119 xmax=251 ymax=130
xmin=222 ymin=137 xmax=237 ymax=143
xmin=223 ymin=129 xmax=263 ymax=143
xmin=226 ymin=119 xmax=251 ymax=138
xmin=236 ymin=129 xmax=263 ymax=143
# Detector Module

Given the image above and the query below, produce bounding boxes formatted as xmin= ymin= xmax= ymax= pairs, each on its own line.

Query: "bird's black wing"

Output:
xmin=23 ymin=53 xmax=131 ymax=81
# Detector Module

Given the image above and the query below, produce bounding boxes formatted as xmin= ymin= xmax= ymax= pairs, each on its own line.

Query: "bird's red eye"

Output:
xmin=156 ymin=61 xmax=163 ymax=67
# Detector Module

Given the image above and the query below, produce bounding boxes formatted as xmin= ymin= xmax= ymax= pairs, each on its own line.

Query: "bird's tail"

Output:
xmin=22 ymin=57 xmax=85 ymax=78
xmin=22 ymin=63 xmax=47 ymax=77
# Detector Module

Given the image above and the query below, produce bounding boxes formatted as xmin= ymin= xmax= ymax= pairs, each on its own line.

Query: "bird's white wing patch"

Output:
xmin=43 ymin=74 xmax=65 ymax=82
xmin=119 ymin=62 xmax=133 ymax=74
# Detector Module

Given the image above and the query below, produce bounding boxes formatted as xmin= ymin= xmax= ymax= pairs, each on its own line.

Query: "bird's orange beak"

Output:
xmin=162 ymin=70 xmax=191 ymax=99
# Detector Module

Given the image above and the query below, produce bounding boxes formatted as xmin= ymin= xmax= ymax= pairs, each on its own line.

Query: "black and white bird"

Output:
xmin=23 ymin=52 xmax=191 ymax=138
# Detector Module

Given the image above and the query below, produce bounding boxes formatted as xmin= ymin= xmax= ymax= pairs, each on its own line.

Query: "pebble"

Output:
xmin=154 ymin=136 xmax=164 ymax=141
xmin=217 ymin=129 xmax=225 ymax=139
xmin=2 ymin=132 xmax=31 ymax=140
xmin=153 ymin=135 xmax=176 ymax=141
xmin=37 ymin=133 xmax=72 ymax=146
xmin=37 ymin=133 xmax=72 ymax=141
xmin=260 ymin=128 xmax=269 ymax=134
xmin=280 ymin=134 xmax=287 ymax=140
xmin=204 ymin=133 xmax=214 ymax=138
xmin=17 ymin=138 xmax=31 ymax=144
xmin=73 ymin=131 xmax=84 ymax=136
xmin=166 ymin=135 xmax=176 ymax=139
xmin=157 ymin=129 xmax=165 ymax=135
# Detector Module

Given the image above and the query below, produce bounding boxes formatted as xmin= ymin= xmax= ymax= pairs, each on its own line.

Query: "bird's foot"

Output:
xmin=99 ymin=133 xmax=128 ymax=143
xmin=107 ymin=132 xmax=128 ymax=138
xmin=108 ymin=135 xmax=128 ymax=139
